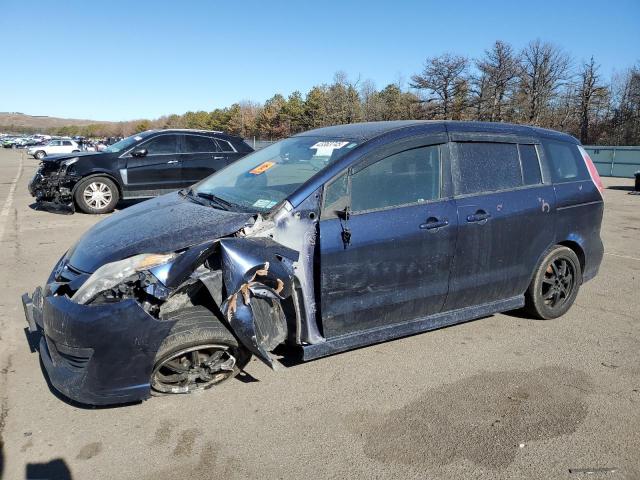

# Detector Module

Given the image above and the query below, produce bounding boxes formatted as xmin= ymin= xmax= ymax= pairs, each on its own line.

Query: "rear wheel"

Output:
xmin=151 ymin=306 xmax=251 ymax=396
xmin=524 ymin=246 xmax=582 ymax=319
xmin=74 ymin=176 xmax=119 ymax=214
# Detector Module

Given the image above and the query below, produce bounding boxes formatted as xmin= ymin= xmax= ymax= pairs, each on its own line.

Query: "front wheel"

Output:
xmin=524 ymin=246 xmax=582 ymax=319
xmin=74 ymin=176 xmax=119 ymax=214
xmin=34 ymin=150 xmax=46 ymax=159
xmin=151 ymin=306 xmax=251 ymax=396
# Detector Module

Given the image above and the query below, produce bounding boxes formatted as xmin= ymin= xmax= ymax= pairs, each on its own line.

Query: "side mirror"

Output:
xmin=132 ymin=148 xmax=147 ymax=157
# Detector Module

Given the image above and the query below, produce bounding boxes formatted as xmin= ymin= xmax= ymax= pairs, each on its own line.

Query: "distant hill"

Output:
xmin=0 ymin=112 xmax=114 ymax=131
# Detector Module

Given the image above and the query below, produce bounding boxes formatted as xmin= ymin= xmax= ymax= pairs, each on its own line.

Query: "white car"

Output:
xmin=28 ymin=139 xmax=80 ymax=159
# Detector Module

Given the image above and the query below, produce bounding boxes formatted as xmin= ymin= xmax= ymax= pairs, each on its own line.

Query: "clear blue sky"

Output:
xmin=1 ymin=0 xmax=638 ymax=121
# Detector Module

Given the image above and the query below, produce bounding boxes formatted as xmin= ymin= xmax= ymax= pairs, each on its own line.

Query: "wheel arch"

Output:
xmin=71 ymin=171 xmax=123 ymax=197
xmin=527 ymin=238 xmax=586 ymax=290
xmin=556 ymin=239 xmax=586 ymax=273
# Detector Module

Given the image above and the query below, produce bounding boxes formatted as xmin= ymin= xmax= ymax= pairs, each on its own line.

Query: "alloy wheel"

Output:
xmin=540 ymin=257 xmax=575 ymax=309
xmin=151 ymin=344 xmax=237 ymax=394
xmin=83 ymin=181 xmax=113 ymax=210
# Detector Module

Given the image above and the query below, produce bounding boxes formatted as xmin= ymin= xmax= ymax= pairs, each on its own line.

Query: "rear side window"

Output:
xmin=350 ymin=145 xmax=441 ymax=212
xmin=63 ymin=140 xmax=72 ymax=146
xmin=519 ymin=144 xmax=543 ymax=185
xmin=184 ymin=135 xmax=219 ymax=153
xmin=452 ymin=142 xmax=522 ymax=195
xmin=543 ymin=140 xmax=589 ymax=183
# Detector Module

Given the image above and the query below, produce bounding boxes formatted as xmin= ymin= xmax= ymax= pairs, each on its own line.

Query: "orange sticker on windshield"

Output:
xmin=249 ymin=161 xmax=275 ymax=175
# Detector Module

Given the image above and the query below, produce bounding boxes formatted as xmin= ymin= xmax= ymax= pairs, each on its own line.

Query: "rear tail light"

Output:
xmin=577 ymin=145 xmax=604 ymax=198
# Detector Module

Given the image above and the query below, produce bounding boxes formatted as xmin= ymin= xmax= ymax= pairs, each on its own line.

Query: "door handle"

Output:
xmin=466 ymin=210 xmax=491 ymax=223
xmin=420 ymin=217 xmax=449 ymax=230
xmin=167 ymin=160 xmax=179 ymax=164
xmin=213 ymin=156 xmax=224 ymax=160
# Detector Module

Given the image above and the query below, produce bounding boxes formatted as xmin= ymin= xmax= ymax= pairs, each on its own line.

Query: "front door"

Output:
xmin=319 ymin=140 xmax=457 ymax=338
xmin=125 ymin=133 xmax=183 ymax=196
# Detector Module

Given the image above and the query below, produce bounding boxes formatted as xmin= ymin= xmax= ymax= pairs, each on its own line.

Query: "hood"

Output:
xmin=67 ymin=192 xmax=254 ymax=273
xmin=41 ymin=151 xmax=104 ymax=163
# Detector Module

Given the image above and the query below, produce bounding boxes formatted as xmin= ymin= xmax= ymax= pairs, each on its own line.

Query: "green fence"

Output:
xmin=583 ymin=146 xmax=640 ymax=178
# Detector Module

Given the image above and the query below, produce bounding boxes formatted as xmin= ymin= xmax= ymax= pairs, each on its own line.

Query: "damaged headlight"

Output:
xmin=60 ymin=158 xmax=78 ymax=174
xmin=71 ymin=253 xmax=178 ymax=305
xmin=61 ymin=158 xmax=78 ymax=167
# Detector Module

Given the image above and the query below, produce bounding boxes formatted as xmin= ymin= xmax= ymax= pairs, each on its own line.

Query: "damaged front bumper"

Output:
xmin=29 ymin=168 xmax=78 ymax=212
xmin=22 ymin=287 xmax=174 ymax=405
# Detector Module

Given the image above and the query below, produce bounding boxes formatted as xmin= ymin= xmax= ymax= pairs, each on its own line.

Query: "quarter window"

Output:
xmin=519 ymin=144 xmax=543 ymax=185
xmin=143 ymin=135 xmax=178 ymax=155
xmin=184 ymin=135 xmax=219 ymax=153
xmin=215 ymin=139 xmax=235 ymax=152
xmin=452 ymin=142 xmax=522 ymax=195
xmin=543 ymin=140 xmax=589 ymax=183
xmin=322 ymin=171 xmax=349 ymax=216
xmin=350 ymin=145 xmax=441 ymax=212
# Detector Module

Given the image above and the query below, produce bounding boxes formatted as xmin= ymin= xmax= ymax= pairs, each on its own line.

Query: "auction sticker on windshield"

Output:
xmin=250 ymin=161 xmax=276 ymax=175
xmin=310 ymin=141 xmax=349 ymax=149
xmin=310 ymin=141 xmax=350 ymax=157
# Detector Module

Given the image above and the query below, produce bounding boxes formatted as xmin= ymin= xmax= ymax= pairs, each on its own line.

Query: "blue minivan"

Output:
xmin=22 ymin=121 xmax=604 ymax=405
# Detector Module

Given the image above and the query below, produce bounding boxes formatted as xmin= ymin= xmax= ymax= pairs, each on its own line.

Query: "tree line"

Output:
xmin=25 ymin=40 xmax=640 ymax=145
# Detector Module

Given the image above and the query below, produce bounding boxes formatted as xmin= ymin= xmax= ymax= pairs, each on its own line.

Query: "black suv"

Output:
xmin=28 ymin=129 xmax=253 ymax=214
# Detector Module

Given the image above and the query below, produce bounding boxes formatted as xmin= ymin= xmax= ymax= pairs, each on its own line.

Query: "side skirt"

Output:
xmin=122 ymin=188 xmax=177 ymax=200
xmin=302 ymin=295 xmax=524 ymax=361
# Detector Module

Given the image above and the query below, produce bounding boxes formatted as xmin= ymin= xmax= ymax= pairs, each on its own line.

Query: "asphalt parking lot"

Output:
xmin=0 ymin=148 xmax=638 ymax=480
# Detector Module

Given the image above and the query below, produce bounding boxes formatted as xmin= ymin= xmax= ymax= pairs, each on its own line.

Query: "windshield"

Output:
xmin=103 ymin=133 xmax=147 ymax=153
xmin=194 ymin=136 xmax=358 ymax=212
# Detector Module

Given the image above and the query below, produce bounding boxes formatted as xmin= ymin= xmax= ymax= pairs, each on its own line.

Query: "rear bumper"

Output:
xmin=22 ymin=288 xmax=175 ymax=406
xmin=583 ymin=234 xmax=604 ymax=283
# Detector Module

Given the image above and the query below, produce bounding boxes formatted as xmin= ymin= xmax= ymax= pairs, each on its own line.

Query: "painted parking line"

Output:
xmin=604 ymin=252 xmax=640 ymax=262
xmin=0 ymin=153 xmax=24 ymax=242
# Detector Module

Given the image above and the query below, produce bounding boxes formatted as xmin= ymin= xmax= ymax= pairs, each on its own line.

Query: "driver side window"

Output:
xmin=322 ymin=145 xmax=441 ymax=217
xmin=143 ymin=135 xmax=178 ymax=155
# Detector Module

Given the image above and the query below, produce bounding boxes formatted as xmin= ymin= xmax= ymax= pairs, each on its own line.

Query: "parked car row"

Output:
xmin=1 ymin=134 xmax=50 ymax=148
xmin=0 ymin=133 xmax=123 ymax=154
xmin=21 ymin=120 xmax=605 ymax=406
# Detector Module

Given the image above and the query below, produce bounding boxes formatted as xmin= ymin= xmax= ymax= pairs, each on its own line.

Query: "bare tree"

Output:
xmin=612 ymin=65 xmax=640 ymax=144
xmin=411 ymin=53 xmax=469 ymax=118
xmin=476 ymin=41 xmax=520 ymax=121
xmin=577 ymin=57 xmax=608 ymax=143
xmin=518 ymin=40 xmax=571 ymax=124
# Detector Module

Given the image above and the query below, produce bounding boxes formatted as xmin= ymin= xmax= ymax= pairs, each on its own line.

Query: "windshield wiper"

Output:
xmin=196 ymin=192 xmax=236 ymax=211
xmin=179 ymin=187 xmax=208 ymax=206
xmin=180 ymin=188 xmax=251 ymax=212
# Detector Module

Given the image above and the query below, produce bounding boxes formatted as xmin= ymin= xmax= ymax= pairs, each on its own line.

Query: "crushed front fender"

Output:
xmin=218 ymin=237 xmax=297 ymax=367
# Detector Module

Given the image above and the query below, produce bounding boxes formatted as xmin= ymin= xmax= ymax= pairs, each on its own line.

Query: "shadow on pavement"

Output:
xmin=28 ymin=198 xmax=149 ymax=215
xmin=25 ymin=458 xmax=73 ymax=480
xmin=607 ymin=185 xmax=635 ymax=191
